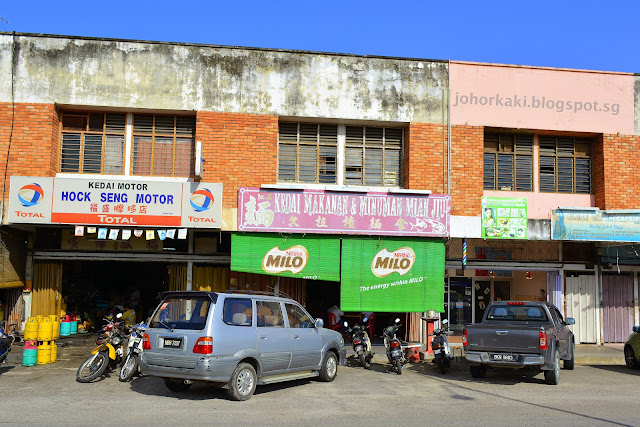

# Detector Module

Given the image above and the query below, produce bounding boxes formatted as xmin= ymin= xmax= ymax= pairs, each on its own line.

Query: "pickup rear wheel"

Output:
xmin=563 ymin=342 xmax=575 ymax=370
xmin=544 ymin=350 xmax=560 ymax=385
xmin=470 ymin=365 xmax=487 ymax=378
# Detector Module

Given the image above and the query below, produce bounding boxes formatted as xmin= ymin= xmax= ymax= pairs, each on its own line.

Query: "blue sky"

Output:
xmin=1 ymin=1 xmax=637 ymax=72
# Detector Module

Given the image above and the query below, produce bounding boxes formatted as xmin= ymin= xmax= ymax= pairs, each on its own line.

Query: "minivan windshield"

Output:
xmin=150 ymin=296 xmax=213 ymax=330
xmin=485 ymin=305 xmax=548 ymax=322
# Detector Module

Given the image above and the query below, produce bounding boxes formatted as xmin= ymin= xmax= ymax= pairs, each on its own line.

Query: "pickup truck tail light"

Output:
xmin=142 ymin=333 xmax=151 ymax=350
xmin=539 ymin=331 xmax=547 ymax=350
xmin=462 ymin=329 xmax=468 ymax=347
xmin=193 ymin=336 xmax=213 ymax=354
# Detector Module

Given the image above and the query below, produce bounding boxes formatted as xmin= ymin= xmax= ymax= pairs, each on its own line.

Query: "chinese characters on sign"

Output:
xmin=237 ymin=188 xmax=450 ymax=237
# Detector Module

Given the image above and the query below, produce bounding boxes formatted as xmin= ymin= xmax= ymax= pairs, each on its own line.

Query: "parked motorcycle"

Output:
xmin=430 ymin=319 xmax=453 ymax=374
xmin=383 ymin=318 xmax=406 ymax=374
xmin=76 ymin=313 xmax=128 ymax=383
xmin=0 ymin=321 xmax=18 ymax=364
xmin=119 ymin=321 xmax=148 ymax=382
xmin=344 ymin=318 xmax=373 ymax=369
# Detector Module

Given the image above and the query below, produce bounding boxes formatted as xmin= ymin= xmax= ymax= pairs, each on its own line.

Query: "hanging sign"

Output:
xmin=340 ymin=236 xmax=445 ymax=312
xmin=8 ymin=176 xmax=223 ymax=228
xmin=237 ymin=187 xmax=450 ymax=237
xmin=231 ymin=233 xmax=340 ymax=281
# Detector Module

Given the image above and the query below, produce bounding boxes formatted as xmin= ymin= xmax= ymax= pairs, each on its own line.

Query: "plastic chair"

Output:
xmin=364 ymin=314 xmax=376 ymax=339
xmin=327 ymin=312 xmax=344 ymax=336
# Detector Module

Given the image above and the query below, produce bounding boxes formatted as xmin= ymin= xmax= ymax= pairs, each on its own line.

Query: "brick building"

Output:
xmin=0 ymin=32 xmax=638 ymax=345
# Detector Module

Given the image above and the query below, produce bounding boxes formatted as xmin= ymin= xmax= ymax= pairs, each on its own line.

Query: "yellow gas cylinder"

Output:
xmin=50 ymin=341 xmax=57 ymax=363
xmin=37 ymin=316 xmax=53 ymax=341
xmin=49 ymin=315 xmax=60 ymax=340
xmin=37 ymin=341 xmax=52 ymax=365
xmin=24 ymin=317 xmax=39 ymax=341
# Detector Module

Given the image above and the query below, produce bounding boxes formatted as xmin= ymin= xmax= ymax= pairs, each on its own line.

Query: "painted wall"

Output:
xmin=0 ymin=33 xmax=448 ymax=125
xmin=451 ymin=62 xmax=634 ymax=135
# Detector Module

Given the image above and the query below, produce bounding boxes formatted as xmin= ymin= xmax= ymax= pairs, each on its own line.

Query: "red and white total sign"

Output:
xmin=8 ymin=176 xmax=223 ymax=228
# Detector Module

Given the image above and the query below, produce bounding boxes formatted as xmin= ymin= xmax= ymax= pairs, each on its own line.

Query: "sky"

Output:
xmin=0 ymin=1 xmax=638 ymax=73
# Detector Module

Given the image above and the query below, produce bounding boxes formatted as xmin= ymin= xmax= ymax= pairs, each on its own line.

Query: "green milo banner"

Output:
xmin=231 ymin=233 xmax=340 ymax=281
xmin=481 ymin=197 xmax=528 ymax=239
xmin=340 ymin=236 xmax=445 ymax=312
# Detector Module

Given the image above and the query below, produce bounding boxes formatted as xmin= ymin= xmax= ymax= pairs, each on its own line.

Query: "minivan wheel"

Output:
xmin=318 ymin=352 xmax=338 ymax=382
xmin=164 ymin=379 xmax=192 ymax=392
xmin=227 ymin=362 xmax=257 ymax=401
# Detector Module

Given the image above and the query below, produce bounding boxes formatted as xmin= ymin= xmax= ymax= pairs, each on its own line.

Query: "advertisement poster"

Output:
xmin=340 ymin=236 xmax=445 ymax=312
xmin=552 ymin=208 xmax=640 ymax=242
xmin=231 ymin=233 xmax=340 ymax=281
xmin=481 ymin=197 xmax=528 ymax=239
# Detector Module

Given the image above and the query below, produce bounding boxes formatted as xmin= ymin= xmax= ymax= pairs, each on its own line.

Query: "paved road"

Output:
xmin=1 ymin=344 xmax=639 ymax=426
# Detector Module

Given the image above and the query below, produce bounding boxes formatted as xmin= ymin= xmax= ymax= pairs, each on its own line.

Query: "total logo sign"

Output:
xmin=371 ymin=247 xmax=416 ymax=278
xmin=190 ymin=188 xmax=215 ymax=212
xmin=262 ymin=245 xmax=309 ymax=275
xmin=18 ymin=183 xmax=44 ymax=207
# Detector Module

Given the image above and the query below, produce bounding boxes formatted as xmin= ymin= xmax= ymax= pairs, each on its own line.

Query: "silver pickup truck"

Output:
xmin=463 ymin=301 xmax=575 ymax=385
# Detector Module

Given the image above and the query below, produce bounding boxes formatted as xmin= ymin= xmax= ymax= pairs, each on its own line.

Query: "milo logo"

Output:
xmin=371 ymin=247 xmax=416 ymax=277
xmin=262 ymin=245 xmax=309 ymax=275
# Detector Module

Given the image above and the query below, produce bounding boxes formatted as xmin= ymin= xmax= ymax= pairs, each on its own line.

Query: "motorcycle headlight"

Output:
xmin=112 ymin=336 xmax=121 ymax=346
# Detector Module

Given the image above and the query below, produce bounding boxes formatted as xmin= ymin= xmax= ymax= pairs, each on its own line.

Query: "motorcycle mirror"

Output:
xmin=343 ymin=321 xmax=348 ymax=327
xmin=442 ymin=319 xmax=449 ymax=325
xmin=395 ymin=318 xmax=401 ymax=323
xmin=116 ymin=313 xmax=123 ymax=319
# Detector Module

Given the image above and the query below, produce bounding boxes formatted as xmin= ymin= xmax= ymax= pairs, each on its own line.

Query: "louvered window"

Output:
xmin=60 ymin=112 xmax=126 ymax=174
xmin=483 ymin=132 xmax=533 ymax=191
xmin=345 ymin=126 xmax=402 ymax=187
xmin=278 ymin=123 xmax=338 ymax=184
xmin=539 ymin=136 xmax=592 ymax=193
xmin=131 ymin=115 xmax=195 ymax=177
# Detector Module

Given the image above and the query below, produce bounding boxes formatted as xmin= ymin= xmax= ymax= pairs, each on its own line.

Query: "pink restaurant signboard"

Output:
xmin=237 ymin=187 xmax=450 ymax=237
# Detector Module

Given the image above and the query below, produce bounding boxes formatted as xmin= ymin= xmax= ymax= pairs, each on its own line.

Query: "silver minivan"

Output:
xmin=140 ymin=291 xmax=346 ymax=400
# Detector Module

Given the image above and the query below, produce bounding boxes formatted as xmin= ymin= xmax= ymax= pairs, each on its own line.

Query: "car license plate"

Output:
xmin=354 ymin=345 xmax=363 ymax=352
xmin=391 ymin=349 xmax=402 ymax=357
xmin=433 ymin=349 xmax=441 ymax=354
xmin=163 ymin=337 xmax=183 ymax=349
xmin=490 ymin=353 xmax=517 ymax=361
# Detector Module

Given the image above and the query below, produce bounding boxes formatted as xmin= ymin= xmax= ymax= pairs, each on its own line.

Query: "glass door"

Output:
xmin=445 ymin=278 xmax=472 ymax=332
xmin=474 ymin=280 xmax=491 ymax=323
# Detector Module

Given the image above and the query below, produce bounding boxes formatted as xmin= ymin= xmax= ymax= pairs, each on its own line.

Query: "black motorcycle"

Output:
xmin=0 ymin=321 xmax=17 ymax=364
xmin=383 ymin=318 xmax=406 ymax=374
xmin=430 ymin=319 xmax=453 ymax=374
xmin=344 ymin=318 xmax=374 ymax=369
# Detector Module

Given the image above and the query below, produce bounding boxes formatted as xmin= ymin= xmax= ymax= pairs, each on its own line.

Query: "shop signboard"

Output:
xmin=481 ymin=197 xmax=527 ymax=239
xmin=341 ymin=236 xmax=445 ymax=312
xmin=237 ymin=187 xmax=450 ymax=237
xmin=552 ymin=208 xmax=640 ymax=242
xmin=8 ymin=176 xmax=223 ymax=228
xmin=231 ymin=233 xmax=340 ymax=281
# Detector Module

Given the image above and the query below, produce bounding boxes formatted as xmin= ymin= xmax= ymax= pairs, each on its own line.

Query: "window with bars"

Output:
xmin=131 ymin=115 xmax=195 ymax=177
xmin=278 ymin=123 xmax=338 ymax=184
xmin=539 ymin=135 xmax=592 ymax=194
xmin=483 ymin=132 xmax=533 ymax=191
xmin=60 ymin=112 xmax=126 ymax=174
xmin=277 ymin=122 xmax=403 ymax=187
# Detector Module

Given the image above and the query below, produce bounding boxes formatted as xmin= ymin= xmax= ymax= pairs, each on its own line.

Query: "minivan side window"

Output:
xmin=223 ymin=298 xmax=253 ymax=326
xmin=285 ymin=303 xmax=314 ymax=328
xmin=257 ymin=301 xmax=284 ymax=327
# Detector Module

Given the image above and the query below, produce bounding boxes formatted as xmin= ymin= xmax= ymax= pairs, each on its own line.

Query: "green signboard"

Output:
xmin=231 ymin=233 xmax=340 ymax=281
xmin=481 ymin=197 xmax=528 ymax=239
xmin=340 ymin=236 xmax=445 ymax=312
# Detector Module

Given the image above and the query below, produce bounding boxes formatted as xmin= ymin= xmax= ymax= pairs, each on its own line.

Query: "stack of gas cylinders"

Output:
xmin=22 ymin=314 xmax=77 ymax=366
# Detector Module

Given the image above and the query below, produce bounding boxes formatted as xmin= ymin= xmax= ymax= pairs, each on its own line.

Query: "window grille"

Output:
xmin=483 ymin=132 xmax=533 ymax=191
xmin=345 ymin=126 xmax=402 ymax=187
xmin=278 ymin=123 xmax=338 ymax=184
xmin=539 ymin=135 xmax=592 ymax=194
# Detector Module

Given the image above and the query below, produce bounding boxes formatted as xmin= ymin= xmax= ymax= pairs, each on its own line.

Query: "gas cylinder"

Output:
xmin=50 ymin=341 xmax=58 ymax=363
xmin=22 ymin=341 xmax=38 ymax=366
xmin=37 ymin=341 xmax=51 ymax=365
xmin=60 ymin=315 xmax=71 ymax=337
xmin=37 ymin=316 xmax=53 ymax=342
xmin=50 ymin=315 xmax=60 ymax=340
xmin=24 ymin=317 xmax=39 ymax=341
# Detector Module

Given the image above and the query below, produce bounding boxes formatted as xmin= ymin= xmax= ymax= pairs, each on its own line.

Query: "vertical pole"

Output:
xmin=186 ymin=230 xmax=194 ymax=291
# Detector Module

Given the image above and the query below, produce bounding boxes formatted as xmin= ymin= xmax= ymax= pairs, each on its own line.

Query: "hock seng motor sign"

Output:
xmin=8 ymin=176 xmax=223 ymax=228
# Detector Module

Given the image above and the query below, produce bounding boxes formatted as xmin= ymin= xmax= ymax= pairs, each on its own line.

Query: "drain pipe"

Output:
xmin=447 ymin=60 xmax=451 ymax=195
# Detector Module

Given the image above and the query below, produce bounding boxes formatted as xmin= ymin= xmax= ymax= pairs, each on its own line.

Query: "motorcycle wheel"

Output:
xmin=359 ymin=352 xmax=371 ymax=369
xmin=393 ymin=359 xmax=402 ymax=375
xmin=437 ymin=357 xmax=447 ymax=374
xmin=76 ymin=352 xmax=109 ymax=383
xmin=119 ymin=353 xmax=139 ymax=382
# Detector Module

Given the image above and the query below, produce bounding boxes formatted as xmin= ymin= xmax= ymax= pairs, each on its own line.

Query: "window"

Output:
xmin=149 ymin=296 xmax=212 ymax=330
xmin=539 ymin=135 xmax=592 ymax=194
xmin=60 ymin=112 xmax=126 ymax=174
xmin=132 ymin=114 xmax=195 ymax=177
xmin=256 ymin=301 xmax=284 ymax=327
xmin=285 ymin=303 xmax=314 ymax=328
xmin=223 ymin=298 xmax=253 ymax=326
xmin=484 ymin=132 xmax=533 ymax=191
xmin=278 ymin=122 xmax=403 ymax=187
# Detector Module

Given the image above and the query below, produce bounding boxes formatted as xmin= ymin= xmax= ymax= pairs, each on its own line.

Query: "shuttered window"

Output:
xmin=484 ymin=132 xmax=533 ymax=191
xmin=131 ymin=115 xmax=195 ymax=177
xmin=345 ymin=126 xmax=402 ymax=187
xmin=539 ymin=136 xmax=592 ymax=193
xmin=278 ymin=123 xmax=338 ymax=184
xmin=60 ymin=112 xmax=126 ymax=174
